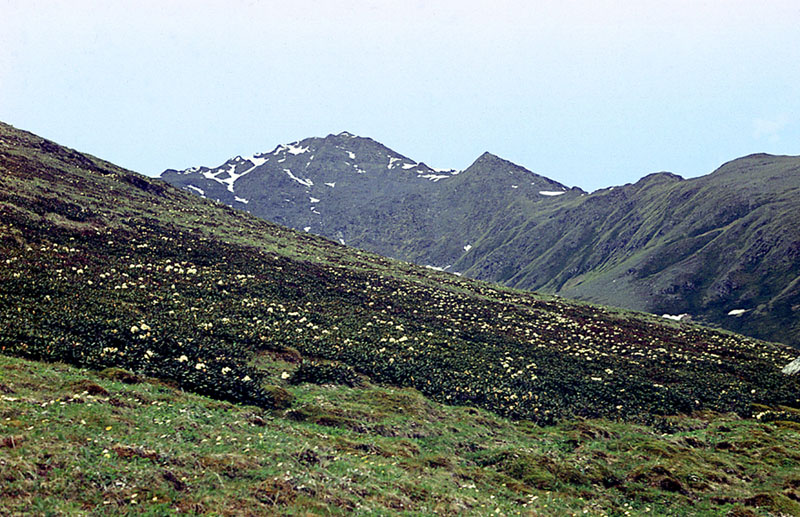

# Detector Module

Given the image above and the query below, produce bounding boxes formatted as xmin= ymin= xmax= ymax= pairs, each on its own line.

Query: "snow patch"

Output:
xmin=511 ymin=185 xmax=518 ymax=189
xmin=201 ymin=162 xmax=254 ymax=193
xmin=346 ymin=151 xmax=356 ymax=160
xmin=325 ymin=182 xmax=336 ymax=188
xmin=303 ymin=226 xmax=311 ymax=232
xmin=463 ymin=244 xmax=472 ymax=252
xmin=662 ymin=313 xmax=689 ymax=321
xmin=539 ymin=191 xmax=566 ymax=196
xmin=728 ymin=309 xmax=747 ymax=316
xmin=201 ymin=169 xmax=224 ymax=184
xmin=234 ymin=196 xmax=249 ymax=204
xmin=309 ymin=197 xmax=320 ymax=203
xmin=286 ymin=143 xmax=310 ymax=155
xmin=248 ymin=155 xmax=268 ymax=167
xmin=783 ymin=357 xmax=800 ymax=375
xmin=388 ymin=157 xmax=402 ymax=169
xmin=223 ymin=156 xmax=269 ymax=189
xmin=185 ymin=185 xmax=205 ymax=196
xmin=418 ymin=174 xmax=450 ymax=182
xmin=425 ymin=265 xmax=459 ymax=275
xmin=283 ymin=168 xmax=314 ymax=187
xmin=402 ymin=163 xmax=418 ymax=170
xmin=223 ymin=163 xmax=258 ymax=193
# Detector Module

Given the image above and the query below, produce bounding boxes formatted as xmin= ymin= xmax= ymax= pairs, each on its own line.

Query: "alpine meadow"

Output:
xmin=2 ymin=120 xmax=800 ymax=517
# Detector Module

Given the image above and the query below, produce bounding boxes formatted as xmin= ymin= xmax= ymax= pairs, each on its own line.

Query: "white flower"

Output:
xmin=242 ymin=375 xmax=252 ymax=382
xmin=280 ymin=371 xmax=290 ymax=380
xmin=140 ymin=323 xmax=151 ymax=331
xmin=195 ymin=363 xmax=206 ymax=370
xmin=221 ymin=366 xmax=232 ymax=375
xmin=130 ymin=325 xmax=139 ymax=333
xmin=177 ymin=355 xmax=188 ymax=363
xmin=144 ymin=350 xmax=154 ymax=359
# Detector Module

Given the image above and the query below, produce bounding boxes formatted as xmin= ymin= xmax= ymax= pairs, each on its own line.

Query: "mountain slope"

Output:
xmin=161 ymin=133 xmax=576 ymax=268
xmin=162 ymin=137 xmax=800 ymax=347
xmin=2 ymin=119 xmax=799 ymax=422
xmin=461 ymin=154 xmax=800 ymax=348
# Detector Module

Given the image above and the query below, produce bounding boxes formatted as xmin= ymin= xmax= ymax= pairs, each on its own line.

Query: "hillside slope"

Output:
xmin=162 ymin=136 xmax=800 ymax=347
xmin=3 ymin=119 xmax=799 ymax=423
xmin=4 ymin=353 xmax=800 ymax=515
xmin=460 ymin=155 xmax=800 ymax=349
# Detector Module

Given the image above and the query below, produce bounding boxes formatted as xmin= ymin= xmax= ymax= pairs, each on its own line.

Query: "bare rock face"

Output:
xmin=783 ymin=358 xmax=800 ymax=375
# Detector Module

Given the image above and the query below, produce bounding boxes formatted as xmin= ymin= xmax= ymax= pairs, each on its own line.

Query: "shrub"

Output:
xmin=289 ymin=360 xmax=364 ymax=387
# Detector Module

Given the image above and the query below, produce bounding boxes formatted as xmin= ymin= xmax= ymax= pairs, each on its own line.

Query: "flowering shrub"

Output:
xmin=289 ymin=360 xmax=363 ymax=387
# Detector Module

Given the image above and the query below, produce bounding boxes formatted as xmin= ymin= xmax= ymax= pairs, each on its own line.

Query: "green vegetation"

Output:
xmin=4 ymin=353 xmax=800 ymax=516
xmin=2 ymin=121 xmax=800 ymax=515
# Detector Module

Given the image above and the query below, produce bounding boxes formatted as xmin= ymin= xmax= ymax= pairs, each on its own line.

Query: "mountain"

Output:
xmin=162 ymin=137 xmax=800 ymax=348
xmin=3 ymin=120 xmax=800 ymax=514
xmin=161 ymin=132 xmax=575 ymax=263
xmin=459 ymin=154 xmax=800 ymax=349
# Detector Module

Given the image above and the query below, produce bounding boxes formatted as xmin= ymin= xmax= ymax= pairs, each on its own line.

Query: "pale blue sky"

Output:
xmin=2 ymin=0 xmax=799 ymax=191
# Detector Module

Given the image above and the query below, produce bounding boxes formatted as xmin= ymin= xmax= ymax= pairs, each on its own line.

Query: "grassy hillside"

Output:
xmin=2 ymin=121 xmax=800 ymax=514
xmin=5 ymin=353 xmax=800 ymax=516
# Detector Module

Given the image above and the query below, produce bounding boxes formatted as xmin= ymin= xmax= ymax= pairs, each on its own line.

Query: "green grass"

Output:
xmin=3 ymin=354 xmax=800 ymax=516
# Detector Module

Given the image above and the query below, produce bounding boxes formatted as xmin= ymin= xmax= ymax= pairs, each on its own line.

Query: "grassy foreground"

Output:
xmin=3 ymin=353 xmax=800 ymax=516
